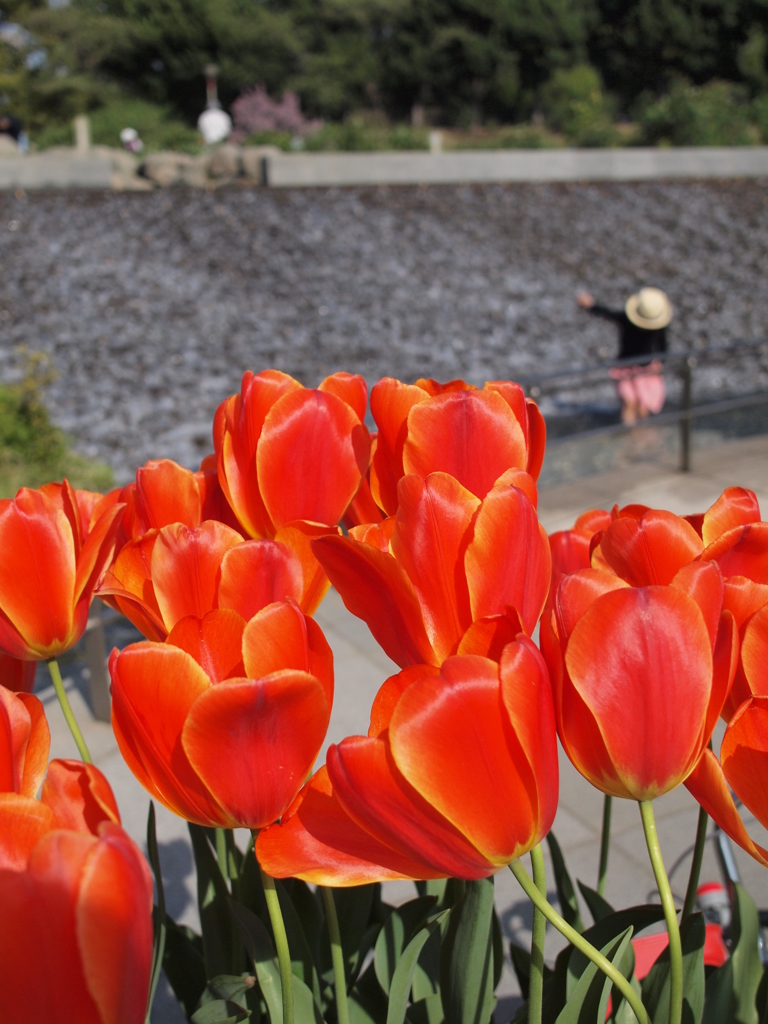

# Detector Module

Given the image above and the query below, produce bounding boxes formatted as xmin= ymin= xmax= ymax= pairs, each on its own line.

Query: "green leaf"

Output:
xmin=439 ymin=878 xmax=496 ymax=1024
xmin=756 ymin=962 xmax=768 ymax=1024
xmin=375 ymin=896 xmax=437 ymax=995
xmin=189 ymin=823 xmax=240 ymax=978
xmin=275 ymin=879 xmax=322 ymax=1001
xmin=163 ymin=916 xmax=208 ymax=1018
xmin=348 ymin=962 xmax=389 ymax=1024
xmin=577 ymin=881 xmax=615 ymax=925
xmin=547 ymin=832 xmax=585 ymax=933
xmin=200 ymin=975 xmax=256 ymax=1006
xmin=568 ymin=904 xmax=666 ymax=992
xmin=641 ymin=911 xmax=706 ymax=1024
xmin=555 ymin=927 xmax=633 ymax=1024
xmin=407 ymin=994 xmax=446 ymax=1024
xmin=411 ymin=929 xmax=441 ymax=1001
xmin=491 ymin=908 xmax=504 ymax=991
xmin=703 ymin=885 xmax=762 ymax=1024
xmin=284 ymin=879 xmax=325 ymax=971
xmin=388 ymin=915 xmax=446 ymax=1024
xmin=191 ymin=999 xmax=252 ymax=1023
xmin=326 ymin=884 xmax=379 ymax=984
xmin=146 ymin=801 xmax=167 ymax=1020
xmin=416 ymin=880 xmax=450 ymax=909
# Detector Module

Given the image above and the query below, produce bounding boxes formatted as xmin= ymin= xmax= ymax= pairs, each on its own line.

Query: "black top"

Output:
xmin=0 ymin=116 xmax=22 ymax=142
xmin=587 ymin=304 xmax=667 ymax=364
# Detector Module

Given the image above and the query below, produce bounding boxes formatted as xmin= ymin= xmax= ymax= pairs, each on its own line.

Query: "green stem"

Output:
xmin=529 ymin=845 xmax=547 ymax=1024
xmin=48 ymin=658 xmax=92 ymax=763
xmin=321 ymin=888 xmax=350 ymax=1024
xmin=681 ymin=806 xmax=708 ymax=921
xmin=510 ymin=860 xmax=650 ymax=1024
xmin=597 ymin=795 xmax=613 ymax=898
xmin=261 ymin=868 xmax=294 ymax=1024
xmin=639 ymin=801 xmax=682 ymax=1024
xmin=215 ymin=828 xmax=229 ymax=891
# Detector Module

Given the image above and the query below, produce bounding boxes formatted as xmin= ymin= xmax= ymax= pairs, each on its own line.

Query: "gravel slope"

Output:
xmin=0 ymin=180 xmax=767 ymax=481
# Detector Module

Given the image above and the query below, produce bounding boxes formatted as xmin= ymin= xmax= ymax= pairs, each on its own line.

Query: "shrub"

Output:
xmin=34 ymin=96 xmax=200 ymax=152
xmin=638 ymin=79 xmax=757 ymax=146
xmin=539 ymin=64 xmax=619 ymax=146
xmin=231 ymin=85 xmax=322 ymax=142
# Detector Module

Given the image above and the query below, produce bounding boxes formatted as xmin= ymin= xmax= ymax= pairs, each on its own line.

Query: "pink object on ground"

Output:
xmin=609 ymin=362 xmax=666 ymax=414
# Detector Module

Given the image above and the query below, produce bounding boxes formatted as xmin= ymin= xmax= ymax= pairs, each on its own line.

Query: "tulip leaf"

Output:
xmin=547 ymin=832 xmax=585 ymax=933
xmin=375 ymin=896 xmax=437 ymax=995
xmin=231 ymin=902 xmax=323 ymax=1024
xmin=577 ymin=881 xmax=615 ymax=925
xmin=325 ymin=884 xmax=378 ymax=985
xmin=568 ymin=905 xmax=666 ymax=994
xmin=439 ymin=878 xmax=496 ymax=1024
xmin=509 ymin=940 xmax=554 ymax=1001
xmin=641 ymin=911 xmax=705 ymax=1024
xmin=191 ymin=999 xmax=252 ymax=1023
xmin=555 ymin=926 xmax=633 ymax=1024
xmin=275 ymin=879 xmax=322 ymax=1001
xmin=412 ymin=929 xmax=441 ymax=1000
xmin=283 ymin=879 xmax=325 ymax=970
xmin=756 ymin=962 xmax=768 ymax=1024
xmin=388 ymin=914 xmax=447 ymax=1024
xmin=200 ymin=974 xmax=257 ymax=1006
xmin=349 ymin=962 xmax=389 ymax=1024
xmin=189 ymin=823 xmax=240 ymax=978
xmin=702 ymin=884 xmax=762 ymax=1024
xmin=407 ymin=994 xmax=446 ymax=1024
xmin=492 ymin=908 xmax=504 ymax=990
xmin=163 ymin=915 xmax=208 ymax=1019
xmin=146 ymin=801 xmax=168 ymax=1020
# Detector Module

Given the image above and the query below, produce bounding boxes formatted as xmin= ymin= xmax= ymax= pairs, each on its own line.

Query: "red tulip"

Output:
xmin=0 ymin=687 xmax=49 ymax=799
xmin=257 ymin=642 xmax=558 ymax=884
xmin=0 ymin=484 xmax=123 ymax=660
xmin=368 ymin=377 xmax=546 ymax=516
xmin=542 ymin=508 xmax=738 ymax=800
xmin=547 ymin=508 xmax=611 ymax=611
xmin=214 ymin=369 xmax=371 ymax=538
xmin=97 ymin=519 xmax=330 ymax=640
xmin=313 ymin=470 xmax=550 ymax=667
xmin=0 ymin=653 xmax=36 ymax=693
xmin=685 ymin=696 xmax=768 ymax=868
xmin=110 ymin=600 xmax=334 ymax=828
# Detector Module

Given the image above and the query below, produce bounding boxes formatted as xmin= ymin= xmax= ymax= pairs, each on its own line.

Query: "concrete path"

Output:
xmin=39 ymin=433 xmax=768 ymax=1021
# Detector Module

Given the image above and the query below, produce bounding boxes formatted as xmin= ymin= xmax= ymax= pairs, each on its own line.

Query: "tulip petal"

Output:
xmin=349 ymin=517 xmax=396 ymax=551
xmin=465 ymin=482 xmax=550 ymax=635
xmin=167 ymin=610 xmax=246 ymax=682
xmin=742 ymin=604 xmax=768 ymax=697
xmin=0 ymin=652 xmax=36 ymax=693
xmin=135 ymin=459 xmax=201 ymax=530
xmin=387 ymin=655 xmax=540 ymax=865
xmin=256 ymin=766 xmax=443 ymax=885
xmin=500 ymin=638 xmax=559 ymax=840
xmin=17 ymin=692 xmax=49 ymax=798
xmin=0 ymin=687 xmax=49 ymax=796
xmin=152 ymin=521 xmax=243 ymax=631
xmin=319 ymin=372 xmax=368 ymax=423
xmin=329 ymin=735 xmax=494 ymax=878
xmin=41 ymin=759 xmax=121 ymax=833
xmin=484 ymin=381 xmax=529 ymax=448
xmin=312 ymin=534 xmax=435 ymax=667
xmin=556 ymin=569 xmax=629 ymax=640
xmin=455 ymin=610 xmax=524 ymax=661
xmin=403 ymin=389 xmax=527 ymax=499
xmin=0 ymin=793 xmax=54 ymax=870
xmin=702 ymin=522 xmax=768 ymax=584
xmin=390 ymin=474 xmax=477 ymax=661
xmin=183 ymin=672 xmax=330 ymax=829
xmin=242 ymin=602 xmax=333 ymax=706
xmin=721 ymin=696 xmax=768 ymax=829
xmin=723 ymin=577 xmax=768 ymax=630
xmin=0 ymin=489 xmax=77 ymax=657
xmin=369 ymin=378 xmax=429 ymax=515
xmin=368 ymin=665 xmax=440 ymax=738
xmin=598 ymin=510 xmax=703 ymax=586
xmin=701 ymin=487 xmax=761 ymax=547
xmin=110 ymin=644 xmax=232 ymax=827
xmin=74 ymin=500 xmax=125 ymax=607
xmin=273 ymin=521 xmax=337 ymax=614
xmin=685 ymin=746 xmax=768 ymax=867
xmin=525 ymin=399 xmax=547 ymax=480
xmin=566 ymin=586 xmax=713 ymax=799
xmin=78 ymin=823 xmax=154 ymax=1024
xmin=218 ymin=539 xmax=304 ymax=619
xmin=706 ymin=610 xmax=738 ymax=732
xmin=670 ymin=560 xmax=724 ymax=649
xmin=97 ymin=530 xmax=165 ymax=641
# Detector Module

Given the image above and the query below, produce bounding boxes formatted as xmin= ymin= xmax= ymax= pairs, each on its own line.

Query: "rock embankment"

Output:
xmin=0 ymin=180 xmax=766 ymax=481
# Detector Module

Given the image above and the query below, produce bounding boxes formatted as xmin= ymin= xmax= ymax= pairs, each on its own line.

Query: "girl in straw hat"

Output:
xmin=577 ymin=287 xmax=673 ymax=425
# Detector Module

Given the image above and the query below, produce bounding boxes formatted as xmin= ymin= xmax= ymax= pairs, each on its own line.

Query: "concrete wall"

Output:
xmin=265 ymin=145 xmax=768 ymax=188
xmin=0 ymin=153 xmax=112 ymax=190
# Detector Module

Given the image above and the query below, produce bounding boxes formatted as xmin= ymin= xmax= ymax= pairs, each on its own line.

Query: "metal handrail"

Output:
xmin=519 ymin=337 xmax=768 ymax=472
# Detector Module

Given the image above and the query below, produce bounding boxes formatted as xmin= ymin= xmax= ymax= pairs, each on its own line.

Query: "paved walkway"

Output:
xmin=40 ymin=433 xmax=768 ymax=1021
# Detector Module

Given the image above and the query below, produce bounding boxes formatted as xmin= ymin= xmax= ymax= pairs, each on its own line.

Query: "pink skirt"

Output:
xmin=608 ymin=363 xmax=666 ymax=414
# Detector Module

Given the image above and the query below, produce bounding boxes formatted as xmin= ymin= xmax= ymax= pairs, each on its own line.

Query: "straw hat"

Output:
xmin=625 ymin=287 xmax=673 ymax=330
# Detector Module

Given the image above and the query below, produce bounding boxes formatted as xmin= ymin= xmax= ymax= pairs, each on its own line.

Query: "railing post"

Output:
xmin=679 ymin=357 xmax=695 ymax=473
xmin=84 ymin=603 xmax=111 ymax=722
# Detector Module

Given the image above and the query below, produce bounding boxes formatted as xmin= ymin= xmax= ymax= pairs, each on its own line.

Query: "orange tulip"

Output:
xmin=109 ymin=599 xmax=334 ymax=828
xmin=0 ymin=690 xmax=153 ymax=1024
xmin=213 ymin=369 xmax=371 ymax=538
xmin=368 ymin=377 xmax=546 ymax=516
xmin=257 ymin=642 xmax=558 ymax=884
xmin=0 ymin=483 xmax=123 ymax=660
xmin=97 ymin=519 xmax=329 ymax=641
xmin=0 ymin=653 xmax=36 ymax=693
xmin=313 ymin=470 xmax=550 ymax=668
xmin=547 ymin=508 xmax=611 ymax=611
xmin=542 ymin=508 xmax=738 ymax=800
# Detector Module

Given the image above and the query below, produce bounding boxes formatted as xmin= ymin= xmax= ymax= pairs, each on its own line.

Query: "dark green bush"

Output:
xmin=638 ymin=79 xmax=757 ymax=146
xmin=539 ymin=64 xmax=620 ymax=146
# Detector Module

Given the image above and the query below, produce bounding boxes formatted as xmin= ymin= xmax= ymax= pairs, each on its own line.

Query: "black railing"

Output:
xmin=519 ymin=338 xmax=768 ymax=472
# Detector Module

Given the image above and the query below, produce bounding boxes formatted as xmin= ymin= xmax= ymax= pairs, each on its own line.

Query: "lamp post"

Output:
xmin=198 ymin=62 xmax=232 ymax=144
